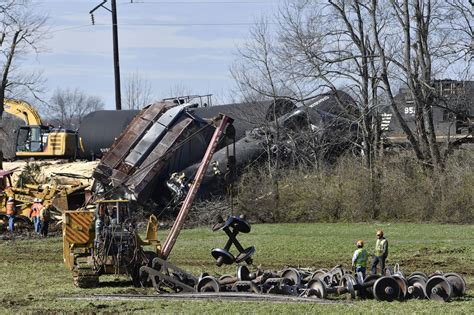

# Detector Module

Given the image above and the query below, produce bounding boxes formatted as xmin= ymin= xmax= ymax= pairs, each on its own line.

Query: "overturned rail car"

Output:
xmin=91 ymin=98 xmax=299 ymax=203
xmin=92 ymin=102 xmax=211 ymax=202
xmin=79 ymin=98 xmax=296 ymax=160
xmin=92 ymin=91 xmax=359 ymax=205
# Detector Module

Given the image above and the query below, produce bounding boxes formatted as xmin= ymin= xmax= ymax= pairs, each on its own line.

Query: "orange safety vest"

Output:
xmin=30 ymin=203 xmax=42 ymax=217
xmin=6 ymin=201 xmax=15 ymax=215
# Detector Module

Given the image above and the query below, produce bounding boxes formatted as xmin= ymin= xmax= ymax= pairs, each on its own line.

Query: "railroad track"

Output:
xmin=61 ymin=292 xmax=350 ymax=304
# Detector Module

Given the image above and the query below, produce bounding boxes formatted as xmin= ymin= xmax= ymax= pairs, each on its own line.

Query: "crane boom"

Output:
xmin=3 ymin=99 xmax=43 ymax=125
xmin=160 ymin=115 xmax=233 ymax=259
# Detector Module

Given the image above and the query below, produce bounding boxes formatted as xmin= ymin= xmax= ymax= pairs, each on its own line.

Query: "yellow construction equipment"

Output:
xmin=62 ymin=200 xmax=160 ymax=287
xmin=0 ymin=167 xmax=90 ymax=229
xmin=4 ymin=99 xmax=79 ymax=159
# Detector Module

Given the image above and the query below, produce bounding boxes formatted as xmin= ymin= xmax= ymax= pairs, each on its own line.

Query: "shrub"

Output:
xmin=236 ymin=150 xmax=474 ymax=224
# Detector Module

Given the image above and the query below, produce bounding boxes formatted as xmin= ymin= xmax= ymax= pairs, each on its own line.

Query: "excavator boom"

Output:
xmin=4 ymin=99 xmax=43 ymax=126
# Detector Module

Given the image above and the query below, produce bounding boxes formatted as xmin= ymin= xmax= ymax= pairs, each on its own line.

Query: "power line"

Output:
xmin=122 ymin=1 xmax=272 ymax=4
xmin=49 ymin=25 xmax=96 ymax=33
xmin=113 ymin=22 xmax=272 ymax=26
xmin=41 ymin=0 xmax=273 ymax=6
xmin=42 ymin=0 xmax=271 ymax=3
xmin=50 ymin=21 xmax=275 ymax=33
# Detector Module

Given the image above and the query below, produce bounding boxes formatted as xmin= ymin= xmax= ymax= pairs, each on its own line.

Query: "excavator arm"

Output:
xmin=3 ymin=99 xmax=43 ymax=126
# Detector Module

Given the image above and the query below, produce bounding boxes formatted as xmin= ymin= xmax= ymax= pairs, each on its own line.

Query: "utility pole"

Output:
xmin=90 ymin=0 xmax=122 ymax=110
xmin=111 ymin=0 xmax=122 ymax=110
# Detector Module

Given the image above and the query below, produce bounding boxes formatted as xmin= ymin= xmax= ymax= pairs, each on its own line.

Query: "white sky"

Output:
xmin=26 ymin=0 xmax=280 ymax=109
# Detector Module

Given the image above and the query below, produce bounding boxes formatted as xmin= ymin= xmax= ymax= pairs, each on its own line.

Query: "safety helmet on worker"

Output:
xmin=356 ymin=240 xmax=364 ymax=248
xmin=376 ymin=230 xmax=384 ymax=237
xmin=7 ymin=197 xmax=14 ymax=203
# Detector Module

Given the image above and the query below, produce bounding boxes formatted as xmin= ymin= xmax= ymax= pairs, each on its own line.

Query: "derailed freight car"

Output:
xmin=90 ymin=91 xmax=359 ymax=205
xmin=78 ymin=98 xmax=296 ymax=160
xmin=90 ymin=98 xmax=298 ymax=202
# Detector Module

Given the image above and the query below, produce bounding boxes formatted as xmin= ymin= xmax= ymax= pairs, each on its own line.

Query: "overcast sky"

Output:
xmin=28 ymin=0 xmax=279 ymax=109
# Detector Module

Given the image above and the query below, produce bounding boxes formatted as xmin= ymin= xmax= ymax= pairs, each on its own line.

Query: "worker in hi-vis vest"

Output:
xmin=29 ymin=198 xmax=42 ymax=234
xmin=371 ymin=230 xmax=388 ymax=275
xmin=6 ymin=197 xmax=16 ymax=232
xmin=352 ymin=240 xmax=368 ymax=282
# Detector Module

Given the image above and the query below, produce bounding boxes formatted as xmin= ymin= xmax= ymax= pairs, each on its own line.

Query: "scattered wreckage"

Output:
xmin=0 ymin=167 xmax=90 ymax=229
xmin=140 ymin=215 xmax=468 ymax=303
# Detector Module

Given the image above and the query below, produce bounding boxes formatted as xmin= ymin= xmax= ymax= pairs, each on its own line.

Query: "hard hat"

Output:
xmin=7 ymin=197 xmax=14 ymax=202
xmin=356 ymin=240 xmax=364 ymax=247
xmin=33 ymin=198 xmax=39 ymax=203
xmin=38 ymin=198 xmax=43 ymax=203
xmin=376 ymin=230 xmax=384 ymax=237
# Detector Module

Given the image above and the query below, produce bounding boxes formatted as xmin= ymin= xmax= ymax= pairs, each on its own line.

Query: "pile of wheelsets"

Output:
xmin=195 ymin=264 xmax=467 ymax=302
xmin=139 ymin=215 xmax=467 ymax=302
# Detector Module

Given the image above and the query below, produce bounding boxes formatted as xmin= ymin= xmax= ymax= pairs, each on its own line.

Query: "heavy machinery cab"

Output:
xmin=94 ymin=200 xmax=136 ymax=255
xmin=93 ymin=200 xmax=142 ymax=279
xmin=95 ymin=200 xmax=131 ymax=226
xmin=4 ymin=99 xmax=79 ymax=159
xmin=16 ymin=126 xmax=78 ymax=158
xmin=16 ymin=125 xmax=50 ymax=152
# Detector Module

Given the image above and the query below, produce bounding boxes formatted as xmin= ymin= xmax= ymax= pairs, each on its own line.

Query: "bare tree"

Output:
xmin=231 ymin=19 xmax=292 ymax=207
xmin=0 ymin=0 xmax=48 ymax=157
xmin=43 ymin=88 xmax=104 ymax=130
xmin=0 ymin=1 xmax=47 ymax=115
xmin=276 ymin=1 xmax=383 ymax=168
xmin=235 ymin=0 xmax=471 ymax=172
xmin=367 ymin=0 xmax=472 ymax=171
xmin=123 ymin=71 xmax=153 ymax=109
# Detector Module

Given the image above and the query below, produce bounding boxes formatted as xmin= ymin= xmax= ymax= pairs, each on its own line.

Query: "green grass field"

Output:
xmin=0 ymin=223 xmax=472 ymax=314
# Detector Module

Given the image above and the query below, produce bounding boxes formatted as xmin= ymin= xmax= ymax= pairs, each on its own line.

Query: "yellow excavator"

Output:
xmin=4 ymin=99 xmax=79 ymax=159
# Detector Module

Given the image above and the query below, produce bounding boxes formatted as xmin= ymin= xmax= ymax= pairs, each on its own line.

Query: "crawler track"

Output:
xmin=62 ymin=293 xmax=350 ymax=304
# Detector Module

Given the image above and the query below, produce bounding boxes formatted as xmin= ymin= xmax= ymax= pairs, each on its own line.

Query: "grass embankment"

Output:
xmin=0 ymin=223 xmax=473 ymax=313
